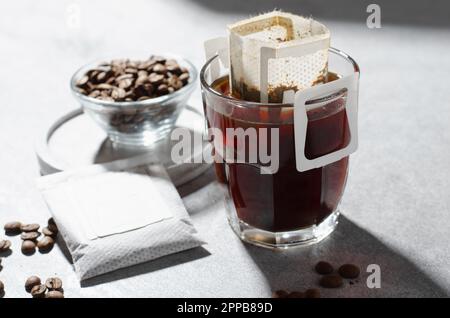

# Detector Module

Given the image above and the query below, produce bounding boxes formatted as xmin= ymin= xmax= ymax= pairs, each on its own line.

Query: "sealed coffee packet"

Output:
xmin=37 ymin=155 xmax=205 ymax=281
xmin=228 ymin=11 xmax=330 ymax=102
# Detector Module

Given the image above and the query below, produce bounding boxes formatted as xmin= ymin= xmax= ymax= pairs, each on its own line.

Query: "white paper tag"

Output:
xmin=292 ymin=73 xmax=359 ymax=172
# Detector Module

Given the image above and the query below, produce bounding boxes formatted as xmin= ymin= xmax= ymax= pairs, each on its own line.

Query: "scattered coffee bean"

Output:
xmin=0 ymin=280 xmax=4 ymax=297
xmin=31 ymin=284 xmax=47 ymax=298
xmin=305 ymin=288 xmax=321 ymax=298
xmin=46 ymin=290 xmax=64 ymax=298
xmin=338 ymin=264 xmax=360 ymax=279
xmin=45 ymin=277 xmax=63 ymax=290
xmin=20 ymin=223 xmax=40 ymax=232
xmin=21 ymin=240 xmax=36 ymax=254
xmin=287 ymin=291 xmax=305 ymax=298
xmin=25 ymin=276 xmax=41 ymax=292
xmin=272 ymin=290 xmax=289 ymax=298
xmin=20 ymin=231 xmax=41 ymax=241
xmin=48 ymin=218 xmax=56 ymax=226
xmin=315 ymin=261 xmax=334 ymax=275
xmin=42 ymin=227 xmax=57 ymax=237
xmin=75 ymin=56 xmax=190 ymax=102
xmin=319 ymin=274 xmax=343 ymax=288
xmin=37 ymin=236 xmax=55 ymax=252
xmin=0 ymin=239 xmax=11 ymax=252
xmin=4 ymin=221 xmax=22 ymax=235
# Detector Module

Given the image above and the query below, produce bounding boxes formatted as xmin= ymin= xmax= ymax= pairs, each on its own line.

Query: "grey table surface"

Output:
xmin=0 ymin=0 xmax=449 ymax=298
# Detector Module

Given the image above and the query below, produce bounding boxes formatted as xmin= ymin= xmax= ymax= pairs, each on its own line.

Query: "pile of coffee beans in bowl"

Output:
xmin=75 ymin=56 xmax=190 ymax=102
xmin=71 ymin=55 xmax=196 ymax=144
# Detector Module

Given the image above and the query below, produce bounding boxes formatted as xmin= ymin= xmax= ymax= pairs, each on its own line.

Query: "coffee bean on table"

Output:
xmin=272 ymin=290 xmax=289 ymax=298
xmin=37 ymin=236 xmax=55 ymax=252
xmin=25 ymin=276 xmax=41 ymax=293
xmin=287 ymin=291 xmax=305 ymax=298
xmin=338 ymin=264 xmax=360 ymax=279
xmin=0 ymin=239 xmax=11 ymax=252
xmin=0 ymin=280 xmax=4 ymax=297
xmin=315 ymin=261 xmax=334 ymax=275
xmin=47 ymin=222 xmax=58 ymax=232
xmin=319 ymin=274 xmax=343 ymax=288
xmin=31 ymin=284 xmax=47 ymax=298
xmin=4 ymin=221 xmax=22 ymax=235
xmin=305 ymin=288 xmax=321 ymax=298
xmin=42 ymin=227 xmax=57 ymax=237
xmin=45 ymin=277 xmax=63 ymax=290
xmin=20 ymin=223 xmax=40 ymax=232
xmin=21 ymin=231 xmax=41 ymax=241
xmin=46 ymin=290 xmax=64 ymax=298
xmin=48 ymin=218 xmax=56 ymax=226
xmin=21 ymin=240 xmax=36 ymax=254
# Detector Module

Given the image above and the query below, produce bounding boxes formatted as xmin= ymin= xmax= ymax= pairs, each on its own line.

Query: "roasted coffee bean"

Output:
xmin=25 ymin=276 xmax=41 ymax=293
xmin=20 ymin=223 xmax=40 ymax=232
xmin=21 ymin=231 xmax=41 ymax=241
xmin=111 ymin=88 xmax=126 ymax=100
xmin=4 ymin=221 xmax=22 ymax=235
xmin=152 ymin=63 xmax=167 ymax=74
xmin=45 ymin=277 xmax=63 ymax=290
xmin=157 ymin=84 xmax=169 ymax=95
xmin=21 ymin=240 xmax=36 ymax=254
xmin=272 ymin=290 xmax=289 ymax=298
xmin=0 ymin=239 xmax=11 ymax=252
xmin=338 ymin=264 xmax=360 ymax=279
xmin=166 ymin=64 xmax=181 ymax=75
xmin=125 ymin=67 xmax=138 ymax=74
xmin=0 ymin=280 xmax=4 ymax=296
xmin=46 ymin=290 xmax=64 ymax=298
xmin=179 ymin=72 xmax=189 ymax=84
xmin=305 ymin=288 xmax=321 ymax=298
xmin=31 ymin=284 xmax=47 ymax=298
xmin=315 ymin=261 xmax=334 ymax=275
xmin=48 ymin=218 xmax=56 ymax=226
xmin=148 ymin=73 xmax=164 ymax=85
xmin=37 ymin=236 xmax=55 ymax=252
xmin=96 ymin=83 xmax=114 ymax=90
xmin=76 ymin=75 xmax=89 ymax=87
xmin=42 ymin=226 xmax=57 ymax=238
xmin=287 ymin=291 xmax=305 ymax=298
xmin=319 ymin=274 xmax=343 ymax=288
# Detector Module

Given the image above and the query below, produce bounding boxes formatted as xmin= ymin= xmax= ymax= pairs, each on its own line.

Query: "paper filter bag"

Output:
xmin=228 ymin=11 xmax=330 ymax=103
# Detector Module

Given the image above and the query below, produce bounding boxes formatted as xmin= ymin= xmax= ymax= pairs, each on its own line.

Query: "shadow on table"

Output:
xmin=244 ymin=216 xmax=448 ymax=297
xmin=80 ymin=246 xmax=210 ymax=287
xmin=189 ymin=0 xmax=450 ymax=28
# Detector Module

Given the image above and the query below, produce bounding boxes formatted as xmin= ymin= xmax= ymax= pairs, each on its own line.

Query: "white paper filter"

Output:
xmin=228 ymin=11 xmax=330 ymax=102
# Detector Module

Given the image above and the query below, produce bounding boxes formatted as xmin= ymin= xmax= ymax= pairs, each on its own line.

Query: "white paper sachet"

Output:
xmin=37 ymin=154 xmax=205 ymax=281
xmin=228 ymin=11 xmax=330 ymax=102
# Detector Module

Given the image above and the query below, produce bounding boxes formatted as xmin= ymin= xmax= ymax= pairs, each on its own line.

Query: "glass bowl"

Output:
xmin=70 ymin=55 xmax=198 ymax=147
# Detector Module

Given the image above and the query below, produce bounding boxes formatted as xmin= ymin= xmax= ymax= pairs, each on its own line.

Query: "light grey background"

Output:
xmin=0 ymin=0 xmax=449 ymax=297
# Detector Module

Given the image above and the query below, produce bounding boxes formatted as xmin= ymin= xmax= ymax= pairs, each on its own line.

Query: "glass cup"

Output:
xmin=200 ymin=48 xmax=359 ymax=248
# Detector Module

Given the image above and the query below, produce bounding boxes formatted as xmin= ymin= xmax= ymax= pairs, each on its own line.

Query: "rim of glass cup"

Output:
xmin=200 ymin=47 xmax=359 ymax=108
xmin=70 ymin=54 xmax=198 ymax=108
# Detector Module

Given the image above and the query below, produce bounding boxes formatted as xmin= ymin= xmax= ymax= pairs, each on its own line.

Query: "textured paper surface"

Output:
xmin=228 ymin=11 xmax=330 ymax=102
xmin=37 ymin=155 xmax=205 ymax=280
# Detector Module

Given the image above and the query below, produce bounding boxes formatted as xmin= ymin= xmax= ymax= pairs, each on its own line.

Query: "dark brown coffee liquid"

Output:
xmin=206 ymin=76 xmax=350 ymax=232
